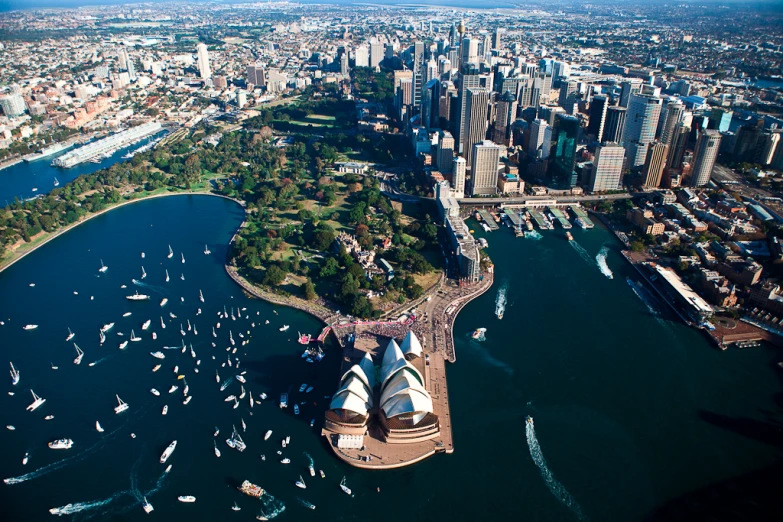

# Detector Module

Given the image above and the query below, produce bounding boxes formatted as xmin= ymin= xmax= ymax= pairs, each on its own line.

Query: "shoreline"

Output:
xmin=0 ymin=190 xmax=242 ymax=275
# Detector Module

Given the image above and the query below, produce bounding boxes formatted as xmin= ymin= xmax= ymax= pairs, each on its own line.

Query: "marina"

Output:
xmin=51 ymin=122 xmax=163 ymax=168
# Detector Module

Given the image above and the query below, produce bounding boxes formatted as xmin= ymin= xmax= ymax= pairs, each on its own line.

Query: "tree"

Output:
xmin=631 ymin=241 xmax=646 ymax=253
xmin=263 ymin=265 xmax=287 ymax=286
xmin=319 ymin=257 xmax=339 ymax=278
xmin=303 ymin=280 xmax=317 ymax=301
xmin=313 ymin=228 xmax=336 ymax=251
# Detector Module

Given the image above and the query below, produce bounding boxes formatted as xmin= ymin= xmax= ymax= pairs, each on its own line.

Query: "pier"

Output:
xmin=477 ymin=209 xmax=499 ymax=230
xmin=549 ymin=207 xmax=572 ymax=229
xmin=52 ymin=122 xmax=162 ymax=168
xmin=528 ymin=208 xmax=553 ymax=230
xmin=569 ymin=205 xmax=595 ymax=228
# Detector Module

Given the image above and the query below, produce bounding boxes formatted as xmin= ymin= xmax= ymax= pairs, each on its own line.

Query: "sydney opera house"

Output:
xmin=323 ymin=331 xmax=441 ymax=447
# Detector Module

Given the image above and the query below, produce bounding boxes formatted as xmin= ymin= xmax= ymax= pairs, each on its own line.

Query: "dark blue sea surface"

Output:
xmin=0 ymin=196 xmax=781 ymax=521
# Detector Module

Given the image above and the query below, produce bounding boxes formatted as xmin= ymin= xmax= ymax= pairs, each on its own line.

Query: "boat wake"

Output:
xmin=569 ymin=241 xmax=594 ymax=265
xmin=495 ymin=283 xmax=508 ymax=319
xmin=89 ymin=355 xmax=113 ymax=367
xmin=525 ymin=418 xmax=586 ymax=521
xmin=303 ymin=452 xmax=314 ymax=468
xmin=524 ymin=230 xmax=543 ymax=240
xmin=48 ymin=496 xmax=122 ymax=517
xmin=259 ymin=491 xmax=286 ymax=519
xmin=466 ymin=337 xmax=513 ymax=375
xmin=595 ymin=246 xmax=613 ymax=279
xmin=131 ymin=280 xmax=166 ymax=295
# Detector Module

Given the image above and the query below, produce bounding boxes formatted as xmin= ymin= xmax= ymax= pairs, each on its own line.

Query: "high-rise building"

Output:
xmin=666 ymin=123 xmax=690 ymax=170
xmin=603 ymin=106 xmax=627 ymax=143
xmin=237 ymin=91 xmax=248 ymax=109
xmin=493 ymin=91 xmax=517 ymax=147
xmin=460 ymin=37 xmax=478 ymax=68
xmin=395 ymin=78 xmax=413 ymax=121
xmin=642 ymin=142 xmax=669 ymax=188
xmin=588 ymin=143 xmax=625 ymax=192
xmin=370 ymin=43 xmax=384 ymax=68
xmin=659 ymin=100 xmax=684 ymax=145
xmin=619 ymin=81 xmax=641 ymax=108
xmin=465 ymin=88 xmax=491 ymax=167
xmin=452 ymin=156 xmax=467 ymax=198
xmin=197 ymin=43 xmax=211 ymax=79
xmin=761 ymin=132 xmax=781 ymax=165
xmin=551 ymin=115 xmax=581 ymax=188
xmin=421 ymin=79 xmax=440 ymax=130
xmin=355 ymin=45 xmax=369 ymax=67
xmin=470 ymin=140 xmax=501 ymax=195
xmin=340 ymin=54 xmax=350 ymax=75
xmin=708 ymin=107 xmax=732 ymax=133
xmin=558 ymin=80 xmax=578 ymax=109
xmin=247 ymin=64 xmax=266 ymax=87
xmin=0 ymin=94 xmax=26 ymax=117
xmin=528 ymin=119 xmax=552 ymax=160
xmin=586 ymin=94 xmax=609 ymax=141
xmin=623 ymin=91 xmax=662 ymax=168
xmin=492 ymin=28 xmax=504 ymax=51
xmin=455 ymin=63 xmax=489 ymax=154
xmin=690 ymin=129 xmax=722 ymax=187
xmin=438 ymin=131 xmax=455 ymax=173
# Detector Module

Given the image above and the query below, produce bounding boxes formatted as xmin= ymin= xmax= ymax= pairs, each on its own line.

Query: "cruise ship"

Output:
xmin=160 ymin=440 xmax=177 ymax=463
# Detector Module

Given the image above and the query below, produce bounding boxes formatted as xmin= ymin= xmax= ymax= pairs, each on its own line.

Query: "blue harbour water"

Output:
xmin=0 ymin=194 xmax=781 ymax=521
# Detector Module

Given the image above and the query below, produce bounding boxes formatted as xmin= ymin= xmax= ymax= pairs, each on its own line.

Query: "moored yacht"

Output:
xmin=142 ymin=319 xmax=151 ymax=330
xmin=48 ymin=439 xmax=73 ymax=450
xmin=66 ymin=328 xmax=75 ymax=341
xmin=168 ymin=245 xmax=174 ymax=259
xmin=127 ymin=292 xmax=150 ymax=301
xmin=28 ymin=391 xmax=47 ymax=412
xmin=73 ymin=344 xmax=84 ymax=365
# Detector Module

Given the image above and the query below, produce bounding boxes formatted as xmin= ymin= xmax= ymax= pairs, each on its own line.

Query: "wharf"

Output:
xmin=528 ymin=208 xmax=553 ymax=230
xmin=569 ymin=205 xmax=595 ymax=228
xmin=477 ymin=209 xmax=499 ymax=230
xmin=549 ymin=207 xmax=572 ymax=229
xmin=503 ymin=208 xmax=524 ymax=227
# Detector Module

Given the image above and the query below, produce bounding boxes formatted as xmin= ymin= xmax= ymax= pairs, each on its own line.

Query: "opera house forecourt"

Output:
xmin=323 ymin=331 xmax=445 ymax=469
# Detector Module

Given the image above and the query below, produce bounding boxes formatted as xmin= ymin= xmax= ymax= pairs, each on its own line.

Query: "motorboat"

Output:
xmin=142 ymin=497 xmax=154 ymax=514
xmin=23 ymin=324 xmax=39 ymax=331
xmin=151 ymin=388 xmax=160 ymax=396
xmin=48 ymin=439 xmax=73 ymax=450
xmin=119 ymin=340 xmax=128 ymax=350
xmin=280 ymin=458 xmax=290 ymax=464
xmin=151 ymin=352 xmax=165 ymax=359
xmin=96 ymin=421 xmax=104 ymax=432
xmin=340 ymin=476 xmax=352 ymax=495
xmin=160 ymin=298 xmax=168 ymax=307
xmin=177 ymin=496 xmax=196 ymax=503
xmin=22 ymin=452 xmax=29 ymax=465
xmin=160 ymin=440 xmax=177 ymax=463
xmin=114 ymin=395 xmax=129 ymax=414
xmin=162 ymin=405 xmax=168 ymax=415
xmin=279 ymin=325 xmax=289 ymax=332
xmin=214 ymin=441 xmax=221 ymax=457
xmin=126 ymin=292 xmax=150 ymax=301
xmin=199 ymin=290 xmax=204 ymax=303
xmin=101 ymin=322 xmax=115 ymax=333
xmin=152 ymin=364 xmax=161 ymax=372
xmin=264 ymin=430 xmax=273 ymax=440
xmin=45 ymin=415 xmax=54 ymax=420
xmin=142 ymin=320 xmax=151 ymax=330
xmin=169 ymin=386 xmax=178 ymax=393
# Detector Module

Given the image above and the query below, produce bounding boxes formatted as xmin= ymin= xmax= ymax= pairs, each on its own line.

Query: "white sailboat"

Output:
xmin=165 ymin=269 xmax=169 ymax=282
xmin=214 ymin=441 xmax=221 ymax=457
xmin=199 ymin=290 xmax=204 ymax=303
xmin=114 ymin=394 xmax=129 ymax=414
xmin=73 ymin=344 xmax=84 ymax=365
xmin=295 ymin=475 xmax=307 ymax=489
xmin=141 ymin=266 xmax=146 ymax=279
xmin=180 ymin=273 xmax=185 ymax=281
xmin=26 ymin=389 xmax=46 ymax=411
xmin=66 ymin=328 xmax=75 ymax=341
xmin=130 ymin=330 xmax=141 ymax=342
xmin=9 ymin=362 xmax=20 ymax=385
xmin=204 ymin=244 xmax=211 ymax=255
xmin=168 ymin=245 xmax=174 ymax=259
xmin=96 ymin=421 xmax=104 ymax=433
xmin=181 ymin=253 xmax=185 ymax=264
xmin=99 ymin=259 xmax=108 ymax=273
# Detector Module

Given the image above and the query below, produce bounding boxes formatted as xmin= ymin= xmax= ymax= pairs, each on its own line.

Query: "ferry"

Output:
xmin=48 ymin=439 xmax=73 ymax=450
xmin=238 ymin=480 xmax=266 ymax=498
xmin=160 ymin=440 xmax=177 ymax=463
xmin=565 ymin=231 xmax=574 ymax=241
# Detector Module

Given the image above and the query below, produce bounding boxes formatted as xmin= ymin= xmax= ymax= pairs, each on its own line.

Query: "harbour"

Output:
xmin=0 ymin=195 xmax=781 ymax=521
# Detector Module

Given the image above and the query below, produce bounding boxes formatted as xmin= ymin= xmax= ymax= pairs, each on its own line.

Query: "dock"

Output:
xmin=528 ymin=208 xmax=553 ymax=230
xmin=569 ymin=205 xmax=595 ymax=228
xmin=477 ymin=209 xmax=499 ymax=230
xmin=549 ymin=207 xmax=572 ymax=229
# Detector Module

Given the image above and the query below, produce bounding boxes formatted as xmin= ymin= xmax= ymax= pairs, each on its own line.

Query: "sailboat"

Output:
xmin=241 ymin=418 xmax=247 ymax=432
xmin=66 ymin=328 xmax=75 ymax=341
xmin=141 ymin=266 xmax=146 ymax=279
xmin=181 ymin=253 xmax=185 ymax=264
xmin=96 ymin=421 xmax=104 ymax=432
xmin=214 ymin=441 xmax=221 ymax=457
xmin=225 ymin=425 xmax=246 ymax=452
xmin=26 ymin=389 xmax=46 ymax=411
xmin=142 ymin=319 xmax=151 ymax=331
xmin=99 ymin=259 xmax=108 ymax=273
xmin=73 ymin=344 xmax=84 ymax=365
xmin=53 ymin=176 xmax=59 ymax=187
xmin=199 ymin=290 xmax=204 ymax=303
xmin=212 ymin=327 xmax=217 ymax=338
xmin=168 ymin=245 xmax=174 ymax=259
xmin=180 ymin=273 xmax=185 ymax=281
xmin=204 ymin=244 xmax=211 ymax=255
xmin=9 ymin=362 xmax=19 ymax=385
xmin=114 ymin=394 xmax=129 ymax=414
xmin=99 ymin=330 xmax=106 ymax=344
xmin=295 ymin=475 xmax=307 ymax=489
xmin=231 ymin=502 xmax=240 ymax=511
xmin=130 ymin=330 xmax=141 ymax=342
xmin=340 ymin=476 xmax=352 ymax=495
xmin=165 ymin=269 xmax=169 ymax=282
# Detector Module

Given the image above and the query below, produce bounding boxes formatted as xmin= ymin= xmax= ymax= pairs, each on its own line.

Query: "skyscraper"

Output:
xmin=690 ymin=129 xmax=721 ymax=187
xmin=586 ymin=94 xmax=609 ymax=142
xmin=666 ymin=123 xmax=690 ymax=170
xmin=551 ymin=115 xmax=581 ymax=188
xmin=470 ymin=140 xmax=501 ymax=195
xmin=465 ymin=88 xmax=491 ymax=168
xmin=588 ymin=144 xmax=625 ymax=192
xmin=455 ymin=63 xmax=488 ymax=154
xmin=527 ymin=119 xmax=552 ymax=159
xmin=603 ymin=106 xmax=627 ymax=143
xmin=370 ymin=42 xmax=384 ymax=68
xmin=197 ymin=43 xmax=211 ymax=79
xmin=355 ymin=45 xmax=369 ymax=67
xmin=623 ymin=91 xmax=662 ymax=168
xmin=619 ymin=81 xmax=641 ymax=108
xmin=708 ymin=107 xmax=732 ymax=133
xmin=460 ymin=37 xmax=478 ymax=68
xmin=642 ymin=142 xmax=669 ymax=188
xmin=438 ymin=131 xmax=455 ymax=173
xmin=492 ymin=28 xmax=504 ymax=51
xmin=492 ymin=91 xmax=517 ymax=147
xmin=659 ymin=100 xmax=684 ymax=146
xmin=761 ymin=132 xmax=781 ymax=165
xmin=452 ymin=157 xmax=467 ymax=198
xmin=421 ymin=79 xmax=440 ymax=130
